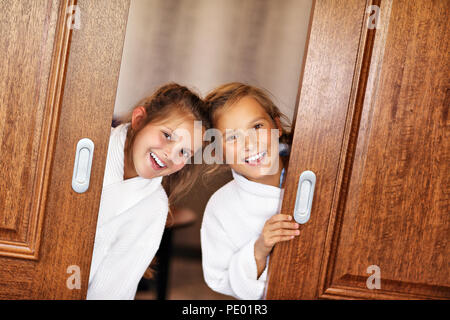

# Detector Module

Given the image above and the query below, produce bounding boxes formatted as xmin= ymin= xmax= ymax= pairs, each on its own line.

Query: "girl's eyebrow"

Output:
xmin=222 ymin=117 xmax=267 ymax=133
xmin=162 ymin=126 xmax=174 ymax=133
xmin=249 ymin=117 xmax=267 ymax=125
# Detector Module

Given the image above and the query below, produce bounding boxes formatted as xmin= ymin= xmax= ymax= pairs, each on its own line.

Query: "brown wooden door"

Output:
xmin=266 ymin=0 xmax=449 ymax=299
xmin=0 ymin=0 xmax=130 ymax=299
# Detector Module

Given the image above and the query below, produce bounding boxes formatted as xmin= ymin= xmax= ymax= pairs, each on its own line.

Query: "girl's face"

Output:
xmin=128 ymin=108 xmax=203 ymax=180
xmin=215 ymin=96 xmax=282 ymax=183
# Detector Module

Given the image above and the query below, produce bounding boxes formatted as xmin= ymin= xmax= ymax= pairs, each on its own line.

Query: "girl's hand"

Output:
xmin=254 ymin=214 xmax=300 ymax=268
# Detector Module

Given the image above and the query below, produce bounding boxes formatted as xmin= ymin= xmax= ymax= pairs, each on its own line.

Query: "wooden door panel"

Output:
xmin=0 ymin=0 xmax=130 ymax=299
xmin=324 ymin=0 xmax=449 ymax=299
xmin=266 ymin=0 xmax=370 ymax=299
xmin=266 ymin=0 xmax=449 ymax=300
xmin=0 ymin=0 xmax=62 ymax=259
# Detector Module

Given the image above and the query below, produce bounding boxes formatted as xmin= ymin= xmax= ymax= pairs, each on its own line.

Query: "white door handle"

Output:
xmin=293 ymin=170 xmax=316 ymax=224
xmin=72 ymin=138 xmax=94 ymax=193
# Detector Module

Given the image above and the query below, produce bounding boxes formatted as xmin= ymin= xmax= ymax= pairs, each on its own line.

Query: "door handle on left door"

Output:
xmin=293 ymin=170 xmax=316 ymax=224
xmin=71 ymin=138 xmax=94 ymax=193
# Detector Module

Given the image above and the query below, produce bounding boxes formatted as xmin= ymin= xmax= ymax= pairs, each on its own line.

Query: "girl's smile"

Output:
xmin=149 ymin=151 xmax=167 ymax=169
xmin=244 ymin=150 xmax=267 ymax=166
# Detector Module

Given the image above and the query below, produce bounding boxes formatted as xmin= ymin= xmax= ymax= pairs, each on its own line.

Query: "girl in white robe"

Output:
xmin=201 ymin=82 xmax=298 ymax=300
xmin=87 ymin=83 xmax=208 ymax=299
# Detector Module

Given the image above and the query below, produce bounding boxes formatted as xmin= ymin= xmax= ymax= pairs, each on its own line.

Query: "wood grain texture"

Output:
xmin=266 ymin=0 xmax=369 ymax=299
xmin=0 ymin=0 xmax=130 ymax=299
xmin=266 ymin=0 xmax=449 ymax=300
xmin=323 ymin=0 xmax=450 ymax=299
xmin=0 ymin=0 xmax=63 ymax=259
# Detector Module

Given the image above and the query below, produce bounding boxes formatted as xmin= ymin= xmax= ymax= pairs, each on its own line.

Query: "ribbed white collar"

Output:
xmin=231 ymin=169 xmax=282 ymax=200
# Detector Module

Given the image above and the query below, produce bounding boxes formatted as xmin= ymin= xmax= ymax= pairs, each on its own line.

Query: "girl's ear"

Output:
xmin=274 ymin=117 xmax=283 ymax=137
xmin=131 ymin=106 xmax=147 ymax=130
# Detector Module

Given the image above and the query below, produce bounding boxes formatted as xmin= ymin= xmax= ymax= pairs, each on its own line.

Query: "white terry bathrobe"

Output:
xmin=87 ymin=123 xmax=168 ymax=300
xmin=200 ymin=170 xmax=283 ymax=300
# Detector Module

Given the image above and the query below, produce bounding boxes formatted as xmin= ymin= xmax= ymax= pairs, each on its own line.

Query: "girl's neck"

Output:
xmin=245 ymin=156 xmax=285 ymax=188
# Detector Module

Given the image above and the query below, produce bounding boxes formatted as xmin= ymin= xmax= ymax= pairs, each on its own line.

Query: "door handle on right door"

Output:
xmin=293 ymin=170 xmax=316 ymax=224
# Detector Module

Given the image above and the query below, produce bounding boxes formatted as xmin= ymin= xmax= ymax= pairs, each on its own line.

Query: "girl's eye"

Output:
xmin=180 ymin=149 xmax=191 ymax=159
xmin=226 ymin=134 xmax=237 ymax=142
xmin=255 ymin=123 xmax=263 ymax=129
xmin=163 ymin=132 xmax=171 ymax=140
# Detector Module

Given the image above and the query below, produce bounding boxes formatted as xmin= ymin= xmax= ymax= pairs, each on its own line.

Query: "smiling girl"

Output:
xmin=87 ymin=83 xmax=208 ymax=299
xmin=201 ymin=82 xmax=298 ymax=300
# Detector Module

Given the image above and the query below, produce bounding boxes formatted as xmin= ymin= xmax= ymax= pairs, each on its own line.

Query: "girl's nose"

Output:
xmin=245 ymin=132 xmax=257 ymax=151
xmin=162 ymin=144 xmax=171 ymax=161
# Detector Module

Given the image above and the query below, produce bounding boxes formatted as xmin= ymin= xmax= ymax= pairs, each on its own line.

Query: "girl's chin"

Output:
xmin=232 ymin=164 xmax=277 ymax=178
xmin=137 ymin=166 xmax=167 ymax=179
xmin=139 ymin=165 xmax=185 ymax=179
xmin=137 ymin=171 xmax=158 ymax=179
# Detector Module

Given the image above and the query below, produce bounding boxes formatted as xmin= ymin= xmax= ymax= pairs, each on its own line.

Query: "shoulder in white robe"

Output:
xmin=87 ymin=123 xmax=168 ymax=300
xmin=200 ymin=169 xmax=283 ymax=300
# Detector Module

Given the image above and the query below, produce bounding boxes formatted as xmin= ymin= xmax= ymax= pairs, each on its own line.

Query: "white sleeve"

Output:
xmin=228 ymin=237 xmax=269 ymax=299
xmin=87 ymin=202 xmax=168 ymax=300
xmin=200 ymin=205 xmax=268 ymax=300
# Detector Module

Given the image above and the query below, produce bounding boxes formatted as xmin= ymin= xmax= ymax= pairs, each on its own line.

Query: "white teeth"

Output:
xmin=245 ymin=151 xmax=266 ymax=162
xmin=150 ymin=152 xmax=166 ymax=168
